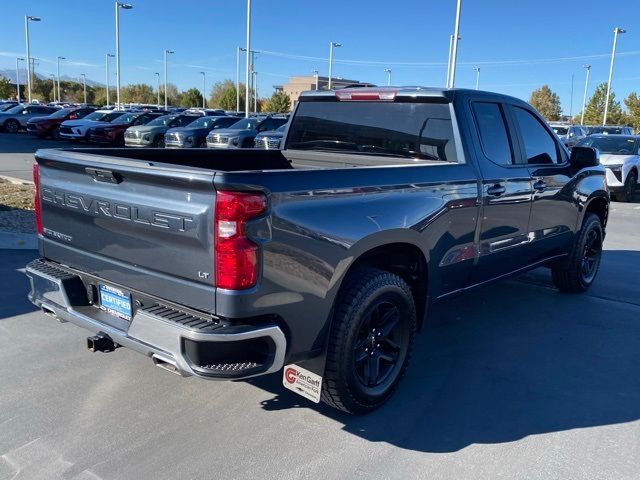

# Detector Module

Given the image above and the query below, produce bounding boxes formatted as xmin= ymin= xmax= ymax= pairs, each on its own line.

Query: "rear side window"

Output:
xmin=513 ymin=107 xmax=559 ymax=164
xmin=472 ymin=102 xmax=513 ymax=166
xmin=287 ymin=101 xmax=459 ymax=163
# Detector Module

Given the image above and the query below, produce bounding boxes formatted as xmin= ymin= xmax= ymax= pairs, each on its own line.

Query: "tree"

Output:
xmin=120 ymin=83 xmax=156 ymax=104
xmin=624 ymin=92 xmax=640 ymax=130
xmin=177 ymin=88 xmax=204 ymax=108
xmin=580 ymin=82 xmax=626 ymax=125
xmin=0 ymin=76 xmax=15 ymax=100
xmin=263 ymin=91 xmax=291 ymax=113
xmin=529 ymin=85 xmax=562 ymax=121
xmin=209 ymin=79 xmax=248 ymax=111
xmin=32 ymin=77 xmax=54 ymax=103
xmin=159 ymin=83 xmax=179 ymax=106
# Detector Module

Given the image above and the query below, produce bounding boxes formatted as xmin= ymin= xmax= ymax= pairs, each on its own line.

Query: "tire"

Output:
xmin=618 ymin=170 xmax=637 ymax=203
xmin=50 ymin=126 xmax=61 ymax=139
xmin=4 ymin=119 xmax=19 ymax=134
xmin=551 ymin=213 xmax=603 ymax=293
xmin=321 ymin=268 xmax=416 ymax=414
xmin=153 ymin=135 xmax=165 ymax=148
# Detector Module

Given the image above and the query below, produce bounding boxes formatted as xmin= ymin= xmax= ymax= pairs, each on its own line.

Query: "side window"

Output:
xmin=472 ymin=102 xmax=514 ymax=166
xmin=513 ymin=107 xmax=559 ymax=164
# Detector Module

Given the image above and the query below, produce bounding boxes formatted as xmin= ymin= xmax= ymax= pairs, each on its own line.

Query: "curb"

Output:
xmin=0 ymin=231 xmax=37 ymax=250
xmin=0 ymin=175 xmax=33 ymax=185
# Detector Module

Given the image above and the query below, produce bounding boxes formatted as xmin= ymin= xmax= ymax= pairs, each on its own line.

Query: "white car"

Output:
xmin=577 ymin=134 xmax=639 ymax=202
xmin=59 ymin=110 xmax=125 ymax=140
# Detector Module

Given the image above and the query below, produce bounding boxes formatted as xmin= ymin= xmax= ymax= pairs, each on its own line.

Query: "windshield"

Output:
xmin=49 ymin=109 xmax=74 ymax=119
xmin=228 ymin=118 xmax=259 ymax=130
xmin=186 ymin=117 xmax=214 ymax=129
xmin=5 ymin=105 xmax=25 ymax=114
xmin=111 ymin=113 xmax=139 ymax=124
xmin=0 ymin=103 xmax=17 ymax=112
xmin=552 ymin=127 xmax=569 ymax=135
xmin=590 ymin=127 xmax=626 ymax=135
xmin=577 ymin=136 xmax=638 ymax=155
xmin=146 ymin=115 xmax=171 ymax=127
xmin=84 ymin=111 xmax=111 ymax=121
xmin=286 ymin=101 xmax=458 ymax=162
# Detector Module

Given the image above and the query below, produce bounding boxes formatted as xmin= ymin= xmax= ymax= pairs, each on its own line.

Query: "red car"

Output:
xmin=26 ymin=107 xmax=96 ymax=138
xmin=89 ymin=111 xmax=164 ymax=146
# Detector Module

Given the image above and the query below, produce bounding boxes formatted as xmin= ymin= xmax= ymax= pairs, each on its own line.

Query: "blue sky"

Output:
xmin=1 ymin=0 xmax=639 ymax=113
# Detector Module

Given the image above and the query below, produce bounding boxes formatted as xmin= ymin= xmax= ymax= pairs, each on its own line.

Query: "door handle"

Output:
xmin=533 ymin=180 xmax=547 ymax=192
xmin=486 ymin=184 xmax=506 ymax=197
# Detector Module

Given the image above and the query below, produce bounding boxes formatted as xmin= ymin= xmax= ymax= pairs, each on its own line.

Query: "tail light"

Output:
xmin=335 ymin=89 xmax=397 ymax=101
xmin=214 ymin=191 xmax=267 ymax=290
xmin=33 ymin=163 xmax=43 ymax=235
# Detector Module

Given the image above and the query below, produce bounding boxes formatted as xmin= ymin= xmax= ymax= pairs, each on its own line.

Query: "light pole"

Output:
xmin=200 ymin=71 xmax=206 ymax=108
xmin=49 ymin=74 xmax=56 ymax=102
xmin=81 ymin=74 xmax=87 ymax=104
xmin=154 ymin=72 xmax=160 ymax=109
xmin=245 ymin=0 xmax=251 ymax=118
xmin=569 ymin=74 xmax=574 ymax=120
xmin=164 ymin=49 xmax=174 ymax=111
xmin=56 ymin=56 xmax=65 ymax=103
xmin=25 ymin=15 xmax=41 ymax=103
xmin=105 ymin=53 xmax=114 ymax=107
xmin=473 ymin=66 xmax=480 ymax=90
xmin=384 ymin=68 xmax=392 ymax=86
xmin=237 ymin=47 xmax=245 ymax=113
xmin=16 ymin=57 xmax=24 ymax=102
xmin=328 ymin=42 xmax=342 ymax=90
xmin=313 ymin=70 xmax=319 ymax=90
xmin=115 ymin=2 xmax=133 ymax=109
xmin=604 ymin=27 xmax=626 ymax=126
xmin=581 ymin=64 xmax=591 ymax=125
xmin=253 ymin=71 xmax=258 ymax=113
xmin=448 ymin=0 xmax=462 ymax=88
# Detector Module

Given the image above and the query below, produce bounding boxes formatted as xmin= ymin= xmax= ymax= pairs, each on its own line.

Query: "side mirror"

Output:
xmin=570 ymin=146 xmax=600 ymax=169
xmin=69 ymin=114 xmax=76 ymax=120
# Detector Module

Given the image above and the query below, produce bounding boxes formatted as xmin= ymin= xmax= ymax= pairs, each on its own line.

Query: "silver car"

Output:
xmin=0 ymin=104 xmax=58 ymax=133
xmin=550 ymin=124 xmax=588 ymax=148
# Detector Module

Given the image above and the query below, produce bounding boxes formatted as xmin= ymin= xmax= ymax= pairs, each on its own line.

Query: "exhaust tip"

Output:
xmin=152 ymin=355 xmax=182 ymax=375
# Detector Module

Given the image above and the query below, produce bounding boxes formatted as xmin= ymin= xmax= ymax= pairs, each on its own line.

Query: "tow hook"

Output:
xmin=87 ymin=334 xmax=118 ymax=353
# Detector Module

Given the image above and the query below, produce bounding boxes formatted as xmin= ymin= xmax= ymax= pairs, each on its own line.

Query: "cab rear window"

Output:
xmin=286 ymin=101 xmax=459 ymax=163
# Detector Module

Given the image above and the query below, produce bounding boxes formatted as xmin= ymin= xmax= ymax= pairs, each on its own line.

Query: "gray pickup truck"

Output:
xmin=27 ymin=87 xmax=609 ymax=414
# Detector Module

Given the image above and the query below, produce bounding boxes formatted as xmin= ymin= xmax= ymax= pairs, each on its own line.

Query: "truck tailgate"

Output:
xmin=36 ymin=149 xmax=217 ymax=312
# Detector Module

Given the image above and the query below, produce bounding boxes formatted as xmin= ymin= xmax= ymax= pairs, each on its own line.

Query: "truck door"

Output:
xmin=469 ymin=101 xmax=534 ymax=283
xmin=509 ymin=105 xmax=576 ymax=263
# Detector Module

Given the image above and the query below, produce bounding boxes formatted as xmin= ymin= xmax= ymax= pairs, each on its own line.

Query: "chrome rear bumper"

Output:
xmin=25 ymin=259 xmax=286 ymax=380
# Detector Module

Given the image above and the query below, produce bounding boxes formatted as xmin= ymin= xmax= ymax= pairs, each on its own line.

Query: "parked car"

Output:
xmin=0 ymin=101 xmax=20 ymax=112
xmin=183 ymin=108 xmax=227 ymax=117
xmin=59 ymin=110 xmax=126 ymax=141
xmin=0 ymin=104 xmax=58 ymax=133
xmin=164 ymin=116 xmax=241 ymax=148
xmin=27 ymin=87 xmax=609 ymax=414
xmin=550 ymin=123 xmax=588 ymax=148
xmin=206 ymin=116 xmax=288 ymax=148
xmin=124 ymin=114 xmax=199 ymax=148
xmin=586 ymin=125 xmax=634 ymax=136
xmin=89 ymin=111 xmax=164 ymax=146
xmin=576 ymin=134 xmax=639 ymax=202
xmin=253 ymin=124 xmax=287 ymax=149
xmin=26 ymin=107 xmax=96 ymax=138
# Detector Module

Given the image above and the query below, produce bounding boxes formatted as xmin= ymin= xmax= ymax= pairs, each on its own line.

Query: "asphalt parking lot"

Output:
xmin=0 ymin=133 xmax=639 ymax=479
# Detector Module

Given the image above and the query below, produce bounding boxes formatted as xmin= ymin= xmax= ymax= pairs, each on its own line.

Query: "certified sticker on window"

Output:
xmin=282 ymin=364 xmax=322 ymax=403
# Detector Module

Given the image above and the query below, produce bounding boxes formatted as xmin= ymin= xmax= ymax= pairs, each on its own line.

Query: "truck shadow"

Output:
xmin=0 ymin=249 xmax=39 ymax=319
xmin=249 ymin=249 xmax=640 ymax=453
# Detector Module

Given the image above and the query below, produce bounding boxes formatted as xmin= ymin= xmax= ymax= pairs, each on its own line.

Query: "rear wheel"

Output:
xmin=618 ymin=171 xmax=637 ymax=203
xmin=4 ymin=119 xmax=19 ymax=134
xmin=551 ymin=213 xmax=603 ymax=293
xmin=322 ymin=268 xmax=416 ymax=414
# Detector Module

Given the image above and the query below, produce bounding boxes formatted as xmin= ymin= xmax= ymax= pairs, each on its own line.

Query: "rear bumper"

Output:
xmin=26 ymin=258 xmax=287 ymax=380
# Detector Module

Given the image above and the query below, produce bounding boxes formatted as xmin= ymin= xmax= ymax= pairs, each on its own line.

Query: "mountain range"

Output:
xmin=0 ymin=68 xmax=104 ymax=88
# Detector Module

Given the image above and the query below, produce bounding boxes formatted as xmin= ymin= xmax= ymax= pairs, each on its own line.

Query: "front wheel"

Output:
xmin=4 ymin=119 xmax=19 ymax=134
xmin=551 ymin=213 xmax=603 ymax=293
xmin=322 ymin=268 xmax=416 ymax=414
xmin=618 ymin=171 xmax=637 ymax=203
xmin=153 ymin=135 xmax=165 ymax=148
